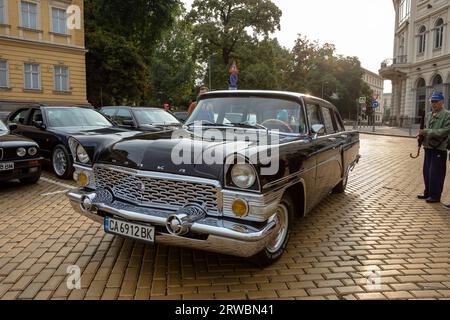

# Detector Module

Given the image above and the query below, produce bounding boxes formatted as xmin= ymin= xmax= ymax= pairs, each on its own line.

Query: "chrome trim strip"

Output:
xmin=0 ymin=148 xmax=3 ymax=161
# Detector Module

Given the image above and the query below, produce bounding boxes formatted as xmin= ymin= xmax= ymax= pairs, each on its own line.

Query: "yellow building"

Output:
xmin=0 ymin=0 xmax=87 ymax=111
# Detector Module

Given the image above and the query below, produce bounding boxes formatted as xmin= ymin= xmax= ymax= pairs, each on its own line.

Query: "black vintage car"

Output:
xmin=100 ymin=106 xmax=181 ymax=132
xmin=67 ymin=91 xmax=360 ymax=265
xmin=0 ymin=120 xmax=42 ymax=184
xmin=7 ymin=105 xmax=139 ymax=179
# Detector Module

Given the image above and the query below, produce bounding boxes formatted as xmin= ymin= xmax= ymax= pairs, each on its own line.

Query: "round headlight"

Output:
xmin=17 ymin=147 xmax=26 ymax=157
xmin=76 ymin=145 xmax=90 ymax=164
xmin=28 ymin=147 xmax=38 ymax=156
xmin=231 ymin=164 xmax=257 ymax=189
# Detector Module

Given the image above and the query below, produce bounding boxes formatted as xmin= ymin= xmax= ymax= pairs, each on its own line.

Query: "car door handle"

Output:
xmin=328 ymin=137 xmax=337 ymax=142
xmin=340 ymin=134 xmax=348 ymax=139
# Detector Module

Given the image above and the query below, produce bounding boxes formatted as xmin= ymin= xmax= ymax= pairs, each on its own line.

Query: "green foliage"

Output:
xmin=84 ymin=0 xmax=181 ymax=107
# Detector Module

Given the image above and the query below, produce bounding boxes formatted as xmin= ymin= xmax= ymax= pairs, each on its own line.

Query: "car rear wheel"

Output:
xmin=252 ymin=195 xmax=294 ymax=266
xmin=19 ymin=167 xmax=41 ymax=185
xmin=52 ymin=145 xmax=73 ymax=179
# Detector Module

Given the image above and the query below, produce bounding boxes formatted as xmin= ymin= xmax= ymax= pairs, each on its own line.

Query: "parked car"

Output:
xmin=7 ymin=105 xmax=140 ymax=179
xmin=67 ymin=91 xmax=360 ymax=265
xmin=100 ymin=106 xmax=181 ymax=132
xmin=0 ymin=120 xmax=42 ymax=184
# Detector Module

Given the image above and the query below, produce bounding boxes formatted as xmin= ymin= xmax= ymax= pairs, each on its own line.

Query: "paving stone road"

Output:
xmin=0 ymin=134 xmax=449 ymax=300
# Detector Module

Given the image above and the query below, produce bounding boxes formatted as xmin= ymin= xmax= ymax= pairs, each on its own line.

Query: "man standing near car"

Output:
xmin=417 ymin=92 xmax=450 ymax=203
xmin=188 ymin=86 xmax=209 ymax=115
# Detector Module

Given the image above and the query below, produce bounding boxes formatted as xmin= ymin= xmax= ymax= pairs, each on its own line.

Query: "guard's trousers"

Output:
xmin=423 ymin=148 xmax=447 ymax=201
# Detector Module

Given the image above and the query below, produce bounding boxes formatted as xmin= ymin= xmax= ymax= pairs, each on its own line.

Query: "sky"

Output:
xmin=183 ymin=0 xmax=395 ymax=92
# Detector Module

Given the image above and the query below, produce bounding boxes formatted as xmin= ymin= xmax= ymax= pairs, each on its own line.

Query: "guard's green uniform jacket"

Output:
xmin=423 ymin=108 xmax=450 ymax=151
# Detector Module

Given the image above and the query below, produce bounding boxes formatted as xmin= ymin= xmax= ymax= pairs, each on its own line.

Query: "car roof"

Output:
xmin=200 ymin=90 xmax=334 ymax=107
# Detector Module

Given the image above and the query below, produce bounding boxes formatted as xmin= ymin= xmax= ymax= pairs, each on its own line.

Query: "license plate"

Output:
xmin=0 ymin=162 xmax=14 ymax=171
xmin=104 ymin=217 xmax=155 ymax=243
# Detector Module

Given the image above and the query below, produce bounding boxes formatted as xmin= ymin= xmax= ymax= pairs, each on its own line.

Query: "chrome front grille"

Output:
xmin=94 ymin=166 xmax=220 ymax=214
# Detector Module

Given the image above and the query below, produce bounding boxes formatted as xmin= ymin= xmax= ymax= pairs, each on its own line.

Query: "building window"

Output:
xmin=399 ymin=0 xmax=411 ymax=24
xmin=418 ymin=26 xmax=426 ymax=54
xmin=51 ymin=7 xmax=67 ymax=34
xmin=434 ymin=18 xmax=444 ymax=49
xmin=0 ymin=0 xmax=5 ymax=24
xmin=0 ymin=60 xmax=8 ymax=88
xmin=21 ymin=1 xmax=38 ymax=29
xmin=54 ymin=66 xmax=69 ymax=91
xmin=24 ymin=63 xmax=40 ymax=90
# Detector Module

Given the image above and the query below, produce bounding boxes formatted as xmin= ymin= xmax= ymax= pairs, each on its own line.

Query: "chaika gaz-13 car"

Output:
xmin=66 ymin=90 xmax=360 ymax=265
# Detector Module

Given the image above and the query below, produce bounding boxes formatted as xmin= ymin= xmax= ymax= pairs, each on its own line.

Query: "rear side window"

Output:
xmin=320 ymin=107 xmax=336 ymax=134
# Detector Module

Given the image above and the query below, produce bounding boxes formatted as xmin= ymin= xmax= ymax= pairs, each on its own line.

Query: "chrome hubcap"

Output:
xmin=266 ymin=203 xmax=289 ymax=253
xmin=53 ymin=149 xmax=67 ymax=176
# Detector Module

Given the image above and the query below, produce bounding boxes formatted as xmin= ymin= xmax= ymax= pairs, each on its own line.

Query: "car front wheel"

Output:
xmin=253 ymin=195 xmax=294 ymax=266
xmin=52 ymin=145 xmax=73 ymax=179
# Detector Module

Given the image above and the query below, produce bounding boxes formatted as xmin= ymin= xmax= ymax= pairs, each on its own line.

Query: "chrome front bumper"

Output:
xmin=67 ymin=188 xmax=278 ymax=258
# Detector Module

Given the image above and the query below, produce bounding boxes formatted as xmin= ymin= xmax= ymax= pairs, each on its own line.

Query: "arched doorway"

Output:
xmin=416 ymin=78 xmax=426 ymax=120
xmin=432 ymin=74 xmax=443 ymax=93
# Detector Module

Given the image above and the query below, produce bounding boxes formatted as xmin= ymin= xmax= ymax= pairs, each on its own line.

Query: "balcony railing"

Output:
xmin=381 ymin=55 xmax=408 ymax=68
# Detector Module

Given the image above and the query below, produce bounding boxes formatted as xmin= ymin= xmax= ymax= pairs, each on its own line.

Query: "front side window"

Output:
xmin=21 ymin=1 xmax=38 ymax=29
xmin=46 ymin=108 xmax=112 ymax=128
xmin=113 ymin=109 xmax=134 ymax=126
xmin=321 ymin=107 xmax=336 ymax=134
xmin=434 ymin=19 xmax=444 ymax=49
xmin=51 ymin=7 xmax=67 ymax=34
xmin=24 ymin=63 xmax=40 ymax=90
xmin=0 ymin=60 xmax=7 ymax=87
xmin=306 ymin=103 xmax=325 ymax=135
xmin=418 ymin=26 xmax=426 ymax=54
xmin=0 ymin=0 xmax=5 ymax=24
xmin=54 ymin=66 xmax=69 ymax=91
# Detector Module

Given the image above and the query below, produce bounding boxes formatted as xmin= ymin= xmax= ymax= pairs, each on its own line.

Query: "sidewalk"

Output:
xmin=345 ymin=125 xmax=417 ymax=138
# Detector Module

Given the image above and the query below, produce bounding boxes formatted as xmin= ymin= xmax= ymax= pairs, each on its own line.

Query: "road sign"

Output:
xmin=230 ymin=72 xmax=238 ymax=85
xmin=229 ymin=84 xmax=238 ymax=90
xmin=359 ymin=97 xmax=366 ymax=104
xmin=229 ymin=62 xmax=239 ymax=74
xmin=372 ymin=101 xmax=379 ymax=108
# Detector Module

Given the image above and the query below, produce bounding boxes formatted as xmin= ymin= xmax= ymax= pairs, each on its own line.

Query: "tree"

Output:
xmin=189 ymin=0 xmax=282 ymax=67
xmin=84 ymin=0 xmax=181 ymax=107
xmin=149 ymin=12 xmax=198 ymax=106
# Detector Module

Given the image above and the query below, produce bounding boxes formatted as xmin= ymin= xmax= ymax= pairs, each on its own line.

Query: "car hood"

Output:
xmin=96 ymin=128 xmax=278 ymax=181
xmin=0 ymin=132 xmax=37 ymax=147
xmin=51 ymin=126 xmax=134 ymax=135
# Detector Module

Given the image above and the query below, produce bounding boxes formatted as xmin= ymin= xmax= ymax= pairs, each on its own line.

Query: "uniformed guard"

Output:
xmin=417 ymin=92 xmax=450 ymax=203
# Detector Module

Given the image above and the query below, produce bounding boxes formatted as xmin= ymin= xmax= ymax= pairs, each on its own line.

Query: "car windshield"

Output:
xmin=46 ymin=108 xmax=112 ymax=128
xmin=186 ymin=97 xmax=306 ymax=134
xmin=133 ymin=108 xmax=179 ymax=125
xmin=0 ymin=120 xmax=7 ymax=132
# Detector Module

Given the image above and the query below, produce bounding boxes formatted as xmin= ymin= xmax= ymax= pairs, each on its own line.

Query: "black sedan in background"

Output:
xmin=0 ymin=120 xmax=42 ymax=184
xmin=100 ymin=106 xmax=181 ymax=131
xmin=7 ymin=106 xmax=140 ymax=179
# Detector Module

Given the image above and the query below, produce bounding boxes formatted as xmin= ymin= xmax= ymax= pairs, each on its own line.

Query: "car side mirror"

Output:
xmin=311 ymin=124 xmax=325 ymax=138
xmin=8 ymin=123 xmax=17 ymax=131
xmin=33 ymin=121 xmax=46 ymax=130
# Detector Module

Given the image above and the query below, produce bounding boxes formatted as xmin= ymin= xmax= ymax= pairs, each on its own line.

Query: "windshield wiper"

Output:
xmin=230 ymin=122 xmax=269 ymax=131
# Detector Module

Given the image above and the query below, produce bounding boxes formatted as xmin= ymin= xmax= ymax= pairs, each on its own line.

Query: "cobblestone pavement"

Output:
xmin=0 ymin=134 xmax=449 ymax=300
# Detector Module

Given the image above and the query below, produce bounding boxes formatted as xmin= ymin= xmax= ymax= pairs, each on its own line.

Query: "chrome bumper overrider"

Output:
xmin=67 ymin=188 xmax=278 ymax=258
